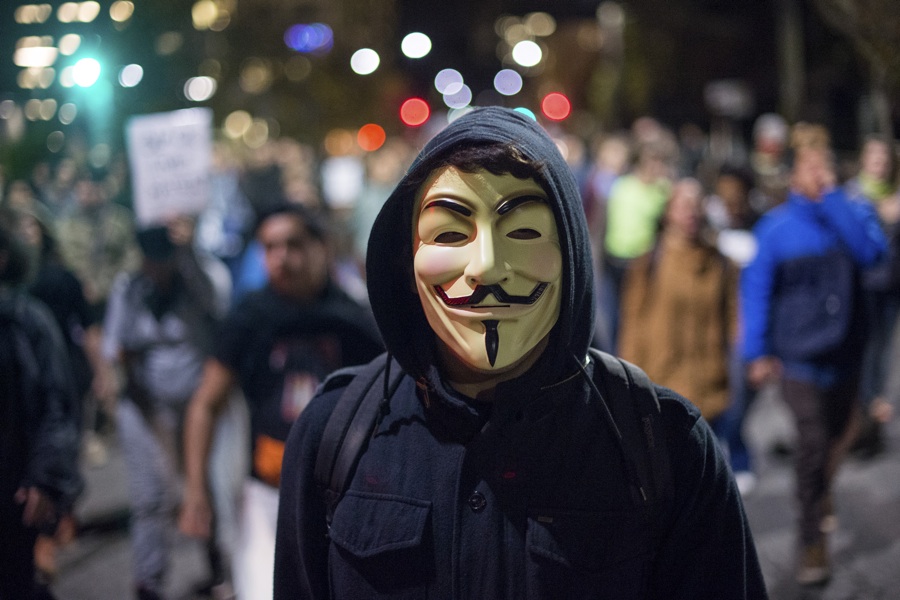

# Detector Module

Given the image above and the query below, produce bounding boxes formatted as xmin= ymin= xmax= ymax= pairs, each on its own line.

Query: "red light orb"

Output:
xmin=400 ymin=98 xmax=430 ymax=127
xmin=541 ymin=92 xmax=571 ymax=121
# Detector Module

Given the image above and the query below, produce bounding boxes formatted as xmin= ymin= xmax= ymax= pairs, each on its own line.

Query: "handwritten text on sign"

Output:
xmin=126 ymin=108 xmax=213 ymax=226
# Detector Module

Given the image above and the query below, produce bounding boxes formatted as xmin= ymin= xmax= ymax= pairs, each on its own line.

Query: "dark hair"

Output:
xmin=136 ymin=226 xmax=176 ymax=261
xmin=254 ymin=202 xmax=328 ymax=241
xmin=717 ymin=163 xmax=754 ymax=192
xmin=0 ymin=212 xmax=30 ymax=285
xmin=401 ymin=141 xmax=549 ymax=204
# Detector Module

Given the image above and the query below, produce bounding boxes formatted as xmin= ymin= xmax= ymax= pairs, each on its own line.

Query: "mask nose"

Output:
xmin=464 ymin=228 xmax=509 ymax=286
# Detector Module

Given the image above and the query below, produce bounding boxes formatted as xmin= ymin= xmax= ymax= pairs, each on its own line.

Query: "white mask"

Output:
xmin=413 ymin=166 xmax=562 ymax=376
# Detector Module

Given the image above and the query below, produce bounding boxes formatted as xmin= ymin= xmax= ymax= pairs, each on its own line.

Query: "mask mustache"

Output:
xmin=433 ymin=282 xmax=548 ymax=307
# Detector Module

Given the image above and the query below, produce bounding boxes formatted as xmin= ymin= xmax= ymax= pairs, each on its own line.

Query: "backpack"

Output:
xmin=314 ymin=349 xmax=672 ymax=527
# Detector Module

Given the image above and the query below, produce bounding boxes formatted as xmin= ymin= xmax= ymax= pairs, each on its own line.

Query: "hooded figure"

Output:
xmin=275 ymin=107 xmax=766 ymax=599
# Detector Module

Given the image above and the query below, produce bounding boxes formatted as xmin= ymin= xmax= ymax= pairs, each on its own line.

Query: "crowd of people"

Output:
xmin=0 ymin=107 xmax=898 ymax=598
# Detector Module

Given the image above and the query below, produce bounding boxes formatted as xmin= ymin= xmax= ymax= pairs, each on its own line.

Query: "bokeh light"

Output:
xmin=224 ymin=110 xmax=252 ymax=139
xmin=434 ymin=68 xmax=463 ymax=95
xmin=24 ymin=99 xmax=41 ymax=121
xmin=401 ymin=32 xmax=432 ymax=59
xmin=109 ymin=1 xmax=134 ymax=23
xmin=192 ymin=0 xmax=217 ymax=30
xmin=357 ymin=123 xmax=386 ymax=151
xmin=493 ymin=69 xmax=523 ymax=96
xmin=514 ymin=107 xmax=537 ymax=120
xmin=244 ymin=119 xmax=269 ymax=148
xmin=59 ymin=66 xmax=75 ymax=87
xmin=155 ymin=32 xmax=183 ymax=56
xmin=58 ymin=103 xmax=77 ymax=124
xmin=15 ymin=4 xmax=53 ymax=24
xmin=58 ymin=33 xmax=81 ymax=55
xmin=541 ymin=92 xmax=571 ymax=121
xmin=350 ymin=48 xmax=380 ymax=75
xmin=39 ymin=98 xmax=57 ymax=120
xmin=324 ymin=129 xmax=356 ymax=156
xmin=400 ymin=98 xmax=430 ymax=127
xmin=47 ymin=130 xmax=65 ymax=153
xmin=512 ymin=40 xmax=542 ymax=67
xmin=78 ymin=1 xmax=100 ymax=22
xmin=118 ymin=64 xmax=143 ymax=87
xmin=72 ymin=57 xmax=101 ymax=87
xmin=284 ymin=23 xmax=334 ymax=54
xmin=184 ymin=76 xmax=217 ymax=101
xmin=443 ymin=84 xmax=472 ymax=109
xmin=447 ymin=106 xmax=475 ymax=123
xmin=239 ymin=58 xmax=273 ymax=94
xmin=524 ymin=12 xmax=556 ymax=36
xmin=57 ymin=3 xmax=78 ymax=23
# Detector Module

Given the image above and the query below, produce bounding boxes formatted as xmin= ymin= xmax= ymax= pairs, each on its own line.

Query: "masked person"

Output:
xmin=274 ymin=107 xmax=767 ymax=599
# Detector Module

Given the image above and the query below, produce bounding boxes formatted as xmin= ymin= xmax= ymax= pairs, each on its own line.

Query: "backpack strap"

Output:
xmin=588 ymin=348 xmax=672 ymax=507
xmin=314 ymin=353 xmax=404 ymax=526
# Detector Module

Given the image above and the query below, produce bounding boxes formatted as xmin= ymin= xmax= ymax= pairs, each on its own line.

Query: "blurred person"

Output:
xmin=584 ymin=133 xmax=631 ymax=240
xmin=749 ymin=113 xmax=790 ymax=212
xmin=274 ymin=106 xmax=766 ymax=600
xmin=0 ymin=216 xmax=82 ymax=600
xmin=741 ymin=144 xmax=886 ymax=585
xmin=102 ymin=217 xmax=232 ymax=600
xmin=56 ymin=170 xmax=142 ymax=318
xmin=844 ymin=136 xmax=899 ymax=457
xmin=196 ymin=142 xmax=256 ymax=278
xmin=55 ymin=169 xmax=142 ymax=461
xmin=351 ymin=137 xmax=412 ymax=267
xmin=618 ymin=178 xmax=739 ymax=432
xmin=704 ymin=164 xmax=763 ymax=490
xmin=179 ymin=204 xmax=383 ymax=600
xmin=601 ymin=138 xmax=675 ymax=350
xmin=12 ymin=204 xmax=111 ymax=580
xmin=39 ymin=158 xmax=79 ymax=219
xmin=4 ymin=179 xmax=41 ymax=213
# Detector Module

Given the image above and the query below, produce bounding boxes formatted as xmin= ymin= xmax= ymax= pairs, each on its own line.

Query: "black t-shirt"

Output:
xmin=215 ymin=283 xmax=383 ymax=483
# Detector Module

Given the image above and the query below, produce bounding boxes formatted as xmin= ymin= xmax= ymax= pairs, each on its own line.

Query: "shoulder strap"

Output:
xmin=588 ymin=348 xmax=672 ymax=506
xmin=314 ymin=353 xmax=404 ymax=525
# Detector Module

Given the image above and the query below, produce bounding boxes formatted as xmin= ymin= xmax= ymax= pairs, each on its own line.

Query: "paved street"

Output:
xmin=50 ymin=388 xmax=900 ymax=600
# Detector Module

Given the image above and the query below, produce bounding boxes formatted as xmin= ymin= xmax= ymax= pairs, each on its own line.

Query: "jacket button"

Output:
xmin=468 ymin=491 xmax=487 ymax=513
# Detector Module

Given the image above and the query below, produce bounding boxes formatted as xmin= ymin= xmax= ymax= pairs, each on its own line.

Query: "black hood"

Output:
xmin=366 ymin=107 xmax=594 ymax=386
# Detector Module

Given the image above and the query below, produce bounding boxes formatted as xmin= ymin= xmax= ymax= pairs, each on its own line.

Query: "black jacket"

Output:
xmin=275 ymin=107 xmax=767 ymax=599
xmin=0 ymin=289 xmax=83 ymax=508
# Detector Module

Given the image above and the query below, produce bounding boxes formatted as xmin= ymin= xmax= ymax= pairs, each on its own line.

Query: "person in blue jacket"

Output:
xmin=275 ymin=107 xmax=767 ymax=599
xmin=741 ymin=143 xmax=887 ymax=586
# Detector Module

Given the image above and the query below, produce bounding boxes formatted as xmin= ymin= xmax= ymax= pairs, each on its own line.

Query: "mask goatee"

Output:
xmin=483 ymin=320 xmax=499 ymax=367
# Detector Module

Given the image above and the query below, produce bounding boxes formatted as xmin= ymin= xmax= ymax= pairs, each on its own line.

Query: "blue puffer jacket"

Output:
xmin=740 ymin=188 xmax=887 ymax=384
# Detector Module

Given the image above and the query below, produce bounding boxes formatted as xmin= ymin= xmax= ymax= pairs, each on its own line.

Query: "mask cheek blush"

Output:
xmin=414 ymin=246 xmax=465 ymax=286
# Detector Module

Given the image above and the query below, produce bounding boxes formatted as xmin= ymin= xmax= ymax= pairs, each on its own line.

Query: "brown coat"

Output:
xmin=618 ymin=236 xmax=739 ymax=420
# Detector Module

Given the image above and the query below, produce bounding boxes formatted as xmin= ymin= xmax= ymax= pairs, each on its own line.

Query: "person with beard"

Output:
xmin=274 ymin=107 xmax=766 ymax=599
xmin=179 ymin=203 xmax=383 ymax=600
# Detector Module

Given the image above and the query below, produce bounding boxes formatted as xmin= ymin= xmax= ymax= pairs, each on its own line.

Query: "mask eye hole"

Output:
xmin=507 ymin=228 xmax=541 ymax=240
xmin=434 ymin=231 xmax=468 ymax=244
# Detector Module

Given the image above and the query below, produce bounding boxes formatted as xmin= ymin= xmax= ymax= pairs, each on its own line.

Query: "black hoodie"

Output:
xmin=276 ymin=108 xmax=767 ymax=600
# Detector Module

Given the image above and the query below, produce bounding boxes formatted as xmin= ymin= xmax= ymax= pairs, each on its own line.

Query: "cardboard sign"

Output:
xmin=126 ymin=108 xmax=213 ymax=226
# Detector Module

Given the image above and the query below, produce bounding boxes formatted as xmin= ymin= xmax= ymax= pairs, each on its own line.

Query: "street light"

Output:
xmin=72 ymin=57 xmax=101 ymax=87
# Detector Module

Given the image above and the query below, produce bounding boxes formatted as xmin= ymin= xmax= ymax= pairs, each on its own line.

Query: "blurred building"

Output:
xmin=0 ymin=0 xmax=896 ymax=181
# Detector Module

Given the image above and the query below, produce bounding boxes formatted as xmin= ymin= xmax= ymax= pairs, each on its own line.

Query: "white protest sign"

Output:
xmin=126 ymin=107 xmax=213 ymax=226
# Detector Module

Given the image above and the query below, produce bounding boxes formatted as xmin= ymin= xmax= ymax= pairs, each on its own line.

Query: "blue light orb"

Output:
xmin=285 ymin=23 xmax=334 ymax=54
